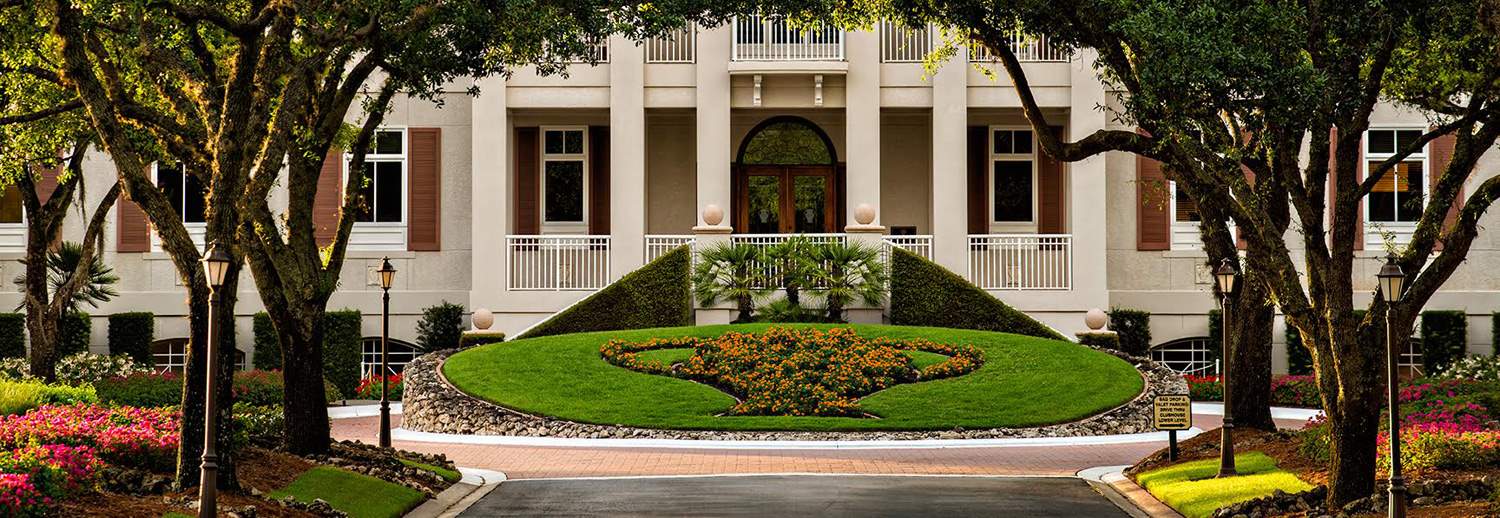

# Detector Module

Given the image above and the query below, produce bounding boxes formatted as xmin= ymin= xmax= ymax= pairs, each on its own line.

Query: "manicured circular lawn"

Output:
xmin=442 ymin=324 xmax=1144 ymax=431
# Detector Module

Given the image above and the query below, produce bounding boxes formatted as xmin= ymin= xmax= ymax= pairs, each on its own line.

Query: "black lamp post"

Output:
xmin=1378 ymin=254 xmax=1407 ymax=518
xmin=378 ymin=258 xmax=397 ymax=449
xmin=1215 ymin=258 xmax=1239 ymax=478
xmin=199 ymin=244 xmax=232 ymax=518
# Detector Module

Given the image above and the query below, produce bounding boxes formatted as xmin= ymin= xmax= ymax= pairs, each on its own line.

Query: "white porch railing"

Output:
xmin=732 ymin=15 xmax=845 ymax=61
xmin=730 ymin=233 xmax=846 ymax=288
xmin=968 ymin=32 xmax=1071 ymax=63
xmin=967 ymin=234 xmax=1073 ymax=290
xmin=565 ymin=41 xmax=610 ymax=64
xmin=880 ymin=21 xmax=933 ymax=63
xmin=645 ymin=234 xmax=695 ymax=262
xmin=646 ymin=26 xmax=696 ymax=63
xmin=881 ymin=235 xmax=934 ymax=261
xmin=506 ymin=235 xmax=611 ymax=291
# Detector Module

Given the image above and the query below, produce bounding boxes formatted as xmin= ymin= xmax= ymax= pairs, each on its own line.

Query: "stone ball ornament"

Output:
xmin=1085 ymin=308 xmax=1108 ymax=331
xmin=702 ymin=204 xmax=725 ymax=226
xmin=854 ymin=203 xmax=876 ymax=225
xmin=472 ymin=308 xmax=494 ymax=330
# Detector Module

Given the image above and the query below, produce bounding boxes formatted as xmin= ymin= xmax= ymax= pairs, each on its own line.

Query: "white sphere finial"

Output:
xmin=703 ymin=204 xmax=725 ymax=226
xmin=1084 ymin=308 xmax=1108 ymax=331
xmin=472 ymin=308 xmax=494 ymax=330
xmin=854 ymin=203 xmax=876 ymax=225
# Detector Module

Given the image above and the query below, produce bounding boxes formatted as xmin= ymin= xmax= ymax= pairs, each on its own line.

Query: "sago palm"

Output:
xmin=805 ymin=241 xmax=889 ymax=323
xmin=692 ymin=242 xmax=768 ymax=323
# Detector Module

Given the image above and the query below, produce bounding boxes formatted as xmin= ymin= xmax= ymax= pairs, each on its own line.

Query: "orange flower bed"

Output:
xmin=600 ymin=327 xmax=984 ymax=417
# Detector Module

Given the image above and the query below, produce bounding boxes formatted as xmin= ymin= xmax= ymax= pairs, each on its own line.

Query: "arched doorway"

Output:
xmin=733 ymin=116 xmax=844 ymax=233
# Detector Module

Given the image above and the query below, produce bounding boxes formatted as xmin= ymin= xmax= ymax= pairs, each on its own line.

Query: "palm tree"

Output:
xmin=765 ymin=235 xmax=816 ymax=308
xmin=806 ymin=241 xmax=889 ymax=322
xmin=692 ymin=242 xmax=768 ymax=323
xmin=14 ymin=241 xmax=119 ymax=313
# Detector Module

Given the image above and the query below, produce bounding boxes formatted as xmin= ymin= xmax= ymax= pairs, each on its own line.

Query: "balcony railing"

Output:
xmin=967 ymin=33 xmax=1071 ymax=63
xmin=881 ymin=235 xmax=934 ymax=261
xmin=880 ymin=21 xmax=934 ymax=63
xmin=506 ymin=235 xmax=611 ymax=291
xmin=646 ymin=26 xmax=696 ymax=63
xmin=564 ymin=41 xmax=611 ymax=64
xmin=732 ymin=15 xmax=845 ymax=61
xmin=645 ymin=234 xmax=695 ymax=262
xmin=967 ymin=234 xmax=1073 ymax=290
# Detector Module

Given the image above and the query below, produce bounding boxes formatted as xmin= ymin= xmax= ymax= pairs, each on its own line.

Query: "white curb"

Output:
xmin=1191 ymin=402 xmax=1322 ymax=421
xmin=327 ymin=403 xmax=403 ymax=419
xmin=385 ymin=427 xmax=1206 ymax=450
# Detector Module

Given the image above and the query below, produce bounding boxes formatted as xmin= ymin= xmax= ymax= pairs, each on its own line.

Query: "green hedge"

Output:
xmin=1205 ymin=309 xmax=1224 ymax=363
xmin=1077 ymin=332 xmax=1122 ymax=351
xmin=252 ymin=312 xmax=280 ymax=370
xmin=59 ymin=312 xmax=90 ymax=356
xmin=1493 ymin=313 xmax=1500 ymax=355
xmin=1285 ymin=323 xmax=1313 ymax=375
xmin=416 ymin=302 xmax=465 ymax=350
xmin=107 ymin=312 xmax=154 ymax=366
xmin=0 ymin=314 xmax=23 ymax=359
xmin=1107 ymin=308 xmax=1151 ymax=356
xmin=888 ymin=248 xmax=1065 ymax=340
xmin=517 ymin=246 xmax=693 ymax=340
xmin=323 ymin=310 xmax=363 ymax=398
xmin=459 ymin=331 xmax=506 ymax=349
xmin=1421 ymin=310 xmax=1467 ymax=374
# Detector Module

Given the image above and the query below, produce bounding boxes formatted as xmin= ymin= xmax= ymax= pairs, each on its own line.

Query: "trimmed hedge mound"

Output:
xmin=107 ymin=312 xmax=154 ymax=366
xmin=1108 ymin=308 xmax=1151 ymax=356
xmin=888 ymin=248 xmax=1065 ymax=340
xmin=1421 ymin=310 xmax=1467 ymax=374
xmin=516 ymin=246 xmax=692 ymax=340
xmin=324 ymin=310 xmax=363 ymax=398
xmin=59 ymin=312 xmax=90 ymax=356
xmin=0 ymin=314 xmax=23 ymax=358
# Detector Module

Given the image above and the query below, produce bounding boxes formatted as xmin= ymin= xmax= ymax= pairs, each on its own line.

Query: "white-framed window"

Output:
xmin=1150 ymin=337 xmax=1219 ymax=376
xmin=1168 ymin=181 xmax=1204 ymax=250
xmin=360 ymin=338 xmax=422 ymax=378
xmin=988 ymin=127 xmax=1036 ymax=231
xmin=1364 ymin=128 xmax=1427 ymax=247
xmin=0 ymin=185 xmax=24 ymax=252
xmin=151 ymin=338 xmax=246 ymax=373
xmin=153 ymin=162 xmax=208 ymax=251
xmin=345 ymin=128 xmax=408 ymax=250
xmin=541 ymin=127 xmax=588 ymax=232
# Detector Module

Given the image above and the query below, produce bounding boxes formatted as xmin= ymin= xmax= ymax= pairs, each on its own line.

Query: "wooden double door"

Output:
xmin=733 ymin=165 xmax=843 ymax=234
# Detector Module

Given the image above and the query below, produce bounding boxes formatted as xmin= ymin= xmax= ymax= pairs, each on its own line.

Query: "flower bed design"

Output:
xmin=1186 ymin=374 xmax=1321 ymax=408
xmin=600 ymin=327 xmax=984 ymax=417
xmin=0 ymin=405 xmax=179 ymax=472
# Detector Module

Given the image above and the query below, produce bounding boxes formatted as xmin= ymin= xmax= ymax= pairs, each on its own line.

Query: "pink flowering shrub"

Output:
xmin=1379 ymin=425 xmax=1500 ymax=471
xmin=0 ymin=444 xmax=100 ymax=517
xmin=1301 ymin=378 xmax=1500 ymax=471
xmin=0 ymin=473 xmax=45 ymax=517
xmin=0 ymin=405 xmax=178 ymax=472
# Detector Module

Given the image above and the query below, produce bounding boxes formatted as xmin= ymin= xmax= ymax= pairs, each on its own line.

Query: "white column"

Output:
xmin=470 ymin=76 xmax=509 ymax=312
xmin=844 ymin=29 xmax=881 ymax=229
xmin=930 ymin=47 xmax=969 ymax=272
xmin=1068 ymin=49 xmax=1109 ymax=309
xmin=695 ymin=25 xmax=733 ymax=228
xmin=610 ymin=35 xmax=646 ymax=278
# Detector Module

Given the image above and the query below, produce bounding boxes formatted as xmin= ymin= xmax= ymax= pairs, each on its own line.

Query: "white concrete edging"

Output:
xmin=386 ymin=427 xmax=1206 ymax=450
xmin=1190 ymin=402 xmax=1322 ymax=422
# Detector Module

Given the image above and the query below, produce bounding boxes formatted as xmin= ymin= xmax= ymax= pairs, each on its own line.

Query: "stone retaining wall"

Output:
xmin=402 ymin=344 xmax=1187 ymax=440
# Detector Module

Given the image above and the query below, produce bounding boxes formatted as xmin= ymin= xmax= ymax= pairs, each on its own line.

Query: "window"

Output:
xmin=542 ymin=127 xmax=587 ymax=226
xmin=1365 ymin=129 xmax=1427 ymax=224
xmin=0 ymin=185 xmax=22 ymax=224
xmin=360 ymin=338 xmax=422 ymax=377
xmin=156 ymin=163 xmax=206 ymax=223
xmin=1150 ymin=338 xmax=1218 ymax=376
xmin=1171 ymin=182 xmax=1200 ymax=223
xmin=351 ymin=129 xmax=406 ymax=224
xmin=151 ymin=338 xmax=246 ymax=373
xmin=989 ymin=128 xmax=1035 ymax=224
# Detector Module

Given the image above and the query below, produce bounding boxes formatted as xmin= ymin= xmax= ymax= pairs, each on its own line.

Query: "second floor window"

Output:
xmin=352 ymin=129 xmax=406 ymax=224
xmin=1366 ymin=129 xmax=1426 ymax=224
xmin=990 ymin=128 xmax=1035 ymax=223
xmin=157 ymin=163 xmax=206 ymax=223
xmin=1172 ymin=182 xmax=1200 ymax=223
xmin=542 ymin=127 xmax=587 ymax=225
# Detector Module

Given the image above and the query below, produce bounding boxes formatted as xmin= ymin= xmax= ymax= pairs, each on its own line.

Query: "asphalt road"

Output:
xmin=459 ymin=474 xmax=1131 ymax=517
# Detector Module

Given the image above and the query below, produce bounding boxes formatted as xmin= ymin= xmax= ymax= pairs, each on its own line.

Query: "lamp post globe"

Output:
xmin=378 ymin=258 xmax=397 ymax=448
xmin=1379 ymin=254 xmax=1407 ymax=518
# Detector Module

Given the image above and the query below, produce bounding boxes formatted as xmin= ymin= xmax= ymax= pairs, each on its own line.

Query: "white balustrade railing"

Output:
xmin=732 ymin=15 xmax=845 ymax=61
xmin=646 ymin=26 xmax=696 ymax=63
xmin=729 ymin=233 xmax=845 ymax=289
xmin=645 ymin=235 xmax=695 ymax=262
xmin=506 ymin=235 xmax=611 ymax=291
xmin=968 ymin=32 xmax=1071 ymax=63
xmin=566 ymin=41 xmax=611 ymax=64
xmin=881 ymin=235 xmax=934 ymax=261
xmin=880 ymin=21 xmax=934 ymax=63
xmin=967 ymin=234 xmax=1073 ymax=290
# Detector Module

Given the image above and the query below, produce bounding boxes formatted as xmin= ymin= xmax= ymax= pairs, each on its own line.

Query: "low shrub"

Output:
xmin=54 ymin=353 xmax=142 ymax=386
xmin=0 ymin=443 xmax=99 ymax=516
xmin=1186 ymin=374 xmax=1321 ymax=408
xmin=58 ymin=313 xmax=91 ymax=357
xmin=1108 ymin=308 xmax=1151 ymax=356
xmin=0 ymin=315 xmax=23 ymax=359
xmin=888 ymin=249 xmax=1065 ymax=340
xmin=0 ymin=360 xmax=28 ymax=381
xmin=416 ymin=302 xmax=465 ymax=351
xmin=1421 ymin=311 xmax=1468 ymax=374
xmin=232 ymin=403 xmax=284 ymax=448
xmin=518 ymin=246 xmax=692 ymax=340
xmin=252 ymin=312 xmax=279 ymax=370
xmin=1285 ymin=324 xmax=1314 ymax=375
xmin=0 ymin=380 xmax=97 ymax=416
xmin=93 ymin=373 xmax=180 ymax=408
xmin=233 ymin=369 xmax=286 ymax=407
xmin=458 ymin=331 xmax=505 ymax=349
xmin=354 ymin=374 xmax=403 ymax=400
xmin=323 ymin=310 xmax=363 ymax=398
xmin=1437 ymin=355 xmax=1500 ymax=382
xmin=1381 ymin=425 xmax=1500 ymax=472
xmin=1076 ymin=332 xmax=1122 ymax=352
xmin=756 ymin=299 xmax=832 ymax=324
xmin=106 ymin=313 xmax=154 ymax=366
xmin=0 ymin=405 xmax=178 ymax=472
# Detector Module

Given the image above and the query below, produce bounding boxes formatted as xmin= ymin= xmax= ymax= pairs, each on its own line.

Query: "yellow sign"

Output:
xmin=1154 ymin=395 xmax=1192 ymax=430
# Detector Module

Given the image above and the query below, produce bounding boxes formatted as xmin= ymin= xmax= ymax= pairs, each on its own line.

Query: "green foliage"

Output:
xmin=12 ymin=242 xmax=119 ymax=314
xmin=94 ymin=372 xmax=181 ymax=408
xmin=54 ymin=352 xmax=141 ymax=386
xmin=0 ymin=379 xmax=96 ymax=415
xmin=1439 ymin=355 xmax=1500 ymax=382
xmin=805 ymin=241 xmax=889 ymax=322
xmin=0 ymin=314 xmax=23 ymax=359
xmin=1107 ymin=308 xmax=1151 ymax=356
xmin=691 ymin=243 xmax=767 ymax=323
xmin=757 ymin=299 xmax=831 ymax=323
xmin=232 ymin=403 xmax=285 ymax=449
xmin=1205 ymin=309 xmax=1224 ymax=363
xmin=323 ymin=310 xmax=363 ymax=398
xmin=519 ymin=246 xmax=692 ymax=340
xmin=765 ymin=235 xmax=817 ymax=307
xmin=1077 ymin=332 xmax=1122 ymax=352
xmin=887 ymin=249 xmax=1064 ymax=340
xmin=58 ymin=312 xmax=90 ymax=357
xmin=458 ymin=331 xmax=506 ymax=349
xmin=1421 ymin=310 xmax=1468 ymax=374
xmin=252 ymin=312 xmax=280 ymax=370
xmin=269 ymin=466 xmax=426 ymax=518
xmin=416 ymin=302 xmax=465 ymax=351
xmin=1285 ymin=324 xmax=1313 ymax=375
xmin=106 ymin=312 xmax=154 ymax=366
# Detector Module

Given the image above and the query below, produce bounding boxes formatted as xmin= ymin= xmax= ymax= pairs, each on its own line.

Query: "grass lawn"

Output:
xmin=400 ymin=458 xmax=461 ymax=483
xmin=1135 ymin=452 xmax=1315 ymax=518
xmin=443 ymin=323 xmax=1144 ymax=431
xmin=269 ymin=466 xmax=426 ymax=518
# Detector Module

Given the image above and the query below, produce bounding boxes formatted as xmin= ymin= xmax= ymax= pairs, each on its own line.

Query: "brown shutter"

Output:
xmin=1237 ymin=166 xmax=1255 ymax=250
xmin=588 ymin=126 xmax=610 ymax=235
xmin=514 ymin=127 xmax=540 ymax=235
xmin=1036 ymin=126 xmax=1066 ymax=234
xmin=966 ymin=126 xmax=988 ymax=234
xmin=34 ymin=166 xmax=60 ymax=206
xmin=115 ymin=195 xmax=150 ymax=253
xmin=1135 ymin=155 xmax=1170 ymax=251
xmin=1429 ymin=132 xmax=1459 ymax=250
xmin=407 ymin=128 xmax=442 ymax=251
xmin=313 ymin=149 xmax=344 ymax=247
